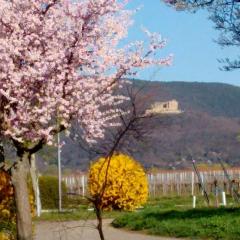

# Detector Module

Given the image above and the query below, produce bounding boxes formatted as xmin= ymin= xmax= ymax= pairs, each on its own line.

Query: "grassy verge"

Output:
xmin=147 ymin=195 xmax=237 ymax=209
xmin=34 ymin=205 xmax=124 ymax=222
xmin=112 ymin=206 xmax=240 ymax=240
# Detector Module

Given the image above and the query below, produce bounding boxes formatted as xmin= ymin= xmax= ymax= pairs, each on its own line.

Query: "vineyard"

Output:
xmin=63 ymin=168 xmax=240 ymax=198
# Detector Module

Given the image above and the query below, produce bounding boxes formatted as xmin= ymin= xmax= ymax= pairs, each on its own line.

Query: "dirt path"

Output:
xmin=34 ymin=219 xmax=181 ymax=240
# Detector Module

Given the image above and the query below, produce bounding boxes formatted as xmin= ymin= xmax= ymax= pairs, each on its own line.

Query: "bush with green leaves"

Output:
xmin=39 ymin=176 xmax=67 ymax=209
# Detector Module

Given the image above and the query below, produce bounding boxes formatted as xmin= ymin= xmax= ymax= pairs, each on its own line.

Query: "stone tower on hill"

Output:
xmin=146 ymin=99 xmax=182 ymax=115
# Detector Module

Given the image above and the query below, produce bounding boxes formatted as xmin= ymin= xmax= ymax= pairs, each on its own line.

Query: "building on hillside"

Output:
xmin=146 ymin=99 xmax=182 ymax=115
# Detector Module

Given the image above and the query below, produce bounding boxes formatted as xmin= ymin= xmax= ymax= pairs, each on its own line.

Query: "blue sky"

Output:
xmin=125 ymin=0 xmax=239 ymax=86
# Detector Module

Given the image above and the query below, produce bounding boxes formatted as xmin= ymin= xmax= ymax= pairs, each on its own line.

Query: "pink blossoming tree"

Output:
xmin=0 ymin=0 xmax=171 ymax=239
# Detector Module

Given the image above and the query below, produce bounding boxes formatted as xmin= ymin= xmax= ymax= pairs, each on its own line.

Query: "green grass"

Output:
xmin=34 ymin=204 xmax=125 ymax=222
xmin=112 ymin=204 xmax=240 ymax=240
xmin=147 ymin=195 xmax=236 ymax=209
xmin=147 ymin=196 xmax=196 ymax=209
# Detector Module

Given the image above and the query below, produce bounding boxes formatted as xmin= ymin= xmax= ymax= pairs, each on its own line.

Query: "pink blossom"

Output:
xmin=0 ymin=0 xmax=171 ymax=146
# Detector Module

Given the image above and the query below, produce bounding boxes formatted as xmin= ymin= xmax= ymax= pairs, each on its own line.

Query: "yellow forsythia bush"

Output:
xmin=0 ymin=232 xmax=14 ymax=240
xmin=0 ymin=170 xmax=15 ymax=240
xmin=0 ymin=169 xmax=35 ymax=222
xmin=0 ymin=169 xmax=35 ymax=240
xmin=0 ymin=170 xmax=15 ymax=221
xmin=88 ymin=153 xmax=148 ymax=211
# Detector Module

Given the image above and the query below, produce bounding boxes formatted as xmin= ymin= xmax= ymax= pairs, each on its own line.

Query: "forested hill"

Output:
xmin=133 ymin=80 xmax=240 ymax=118
xmin=36 ymin=80 xmax=240 ymax=172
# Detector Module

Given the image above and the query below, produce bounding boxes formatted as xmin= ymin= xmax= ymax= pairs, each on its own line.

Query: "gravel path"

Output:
xmin=34 ymin=219 xmax=181 ymax=240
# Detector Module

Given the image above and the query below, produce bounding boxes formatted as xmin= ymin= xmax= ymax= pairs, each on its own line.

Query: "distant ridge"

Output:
xmin=35 ymin=80 xmax=240 ymax=172
xmin=131 ymin=79 xmax=240 ymax=118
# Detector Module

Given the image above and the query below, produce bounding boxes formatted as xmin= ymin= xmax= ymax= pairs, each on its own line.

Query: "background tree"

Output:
xmin=163 ymin=0 xmax=240 ymax=70
xmin=72 ymin=83 xmax=157 ymax=158
xmin=72 ymin=83 xmax=160 ymax=240
xmin=0 ymin=1 xmax=171 ymax=239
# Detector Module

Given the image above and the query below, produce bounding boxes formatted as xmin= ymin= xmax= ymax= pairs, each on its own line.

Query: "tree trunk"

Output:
xmin=30 ymin=154 xmax=41 ymax=216
xmin=11 ymin=151 xmax=33 ymax=240
xmin=96 ymin=207 xmax=105 ymax=240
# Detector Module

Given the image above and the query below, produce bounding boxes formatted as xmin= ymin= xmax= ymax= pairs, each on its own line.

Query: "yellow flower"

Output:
xmin=0 ymin=169 xmax=35 ymax=222
xmin=0 ymin=232 xmax=10 ymax=240
xmin=88 ymin=153 xmax=148 ymax=211
xmin=1 ymin=209 xmax=10 ymax=218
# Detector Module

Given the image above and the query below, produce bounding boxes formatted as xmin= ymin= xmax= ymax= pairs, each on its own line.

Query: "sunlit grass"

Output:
xmin=113 ymin=197 xmax=240 ymax=240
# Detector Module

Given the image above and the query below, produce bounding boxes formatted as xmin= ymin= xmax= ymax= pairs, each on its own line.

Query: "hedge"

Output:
xmin=39 ymin=176 xmax=67 ymax=209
